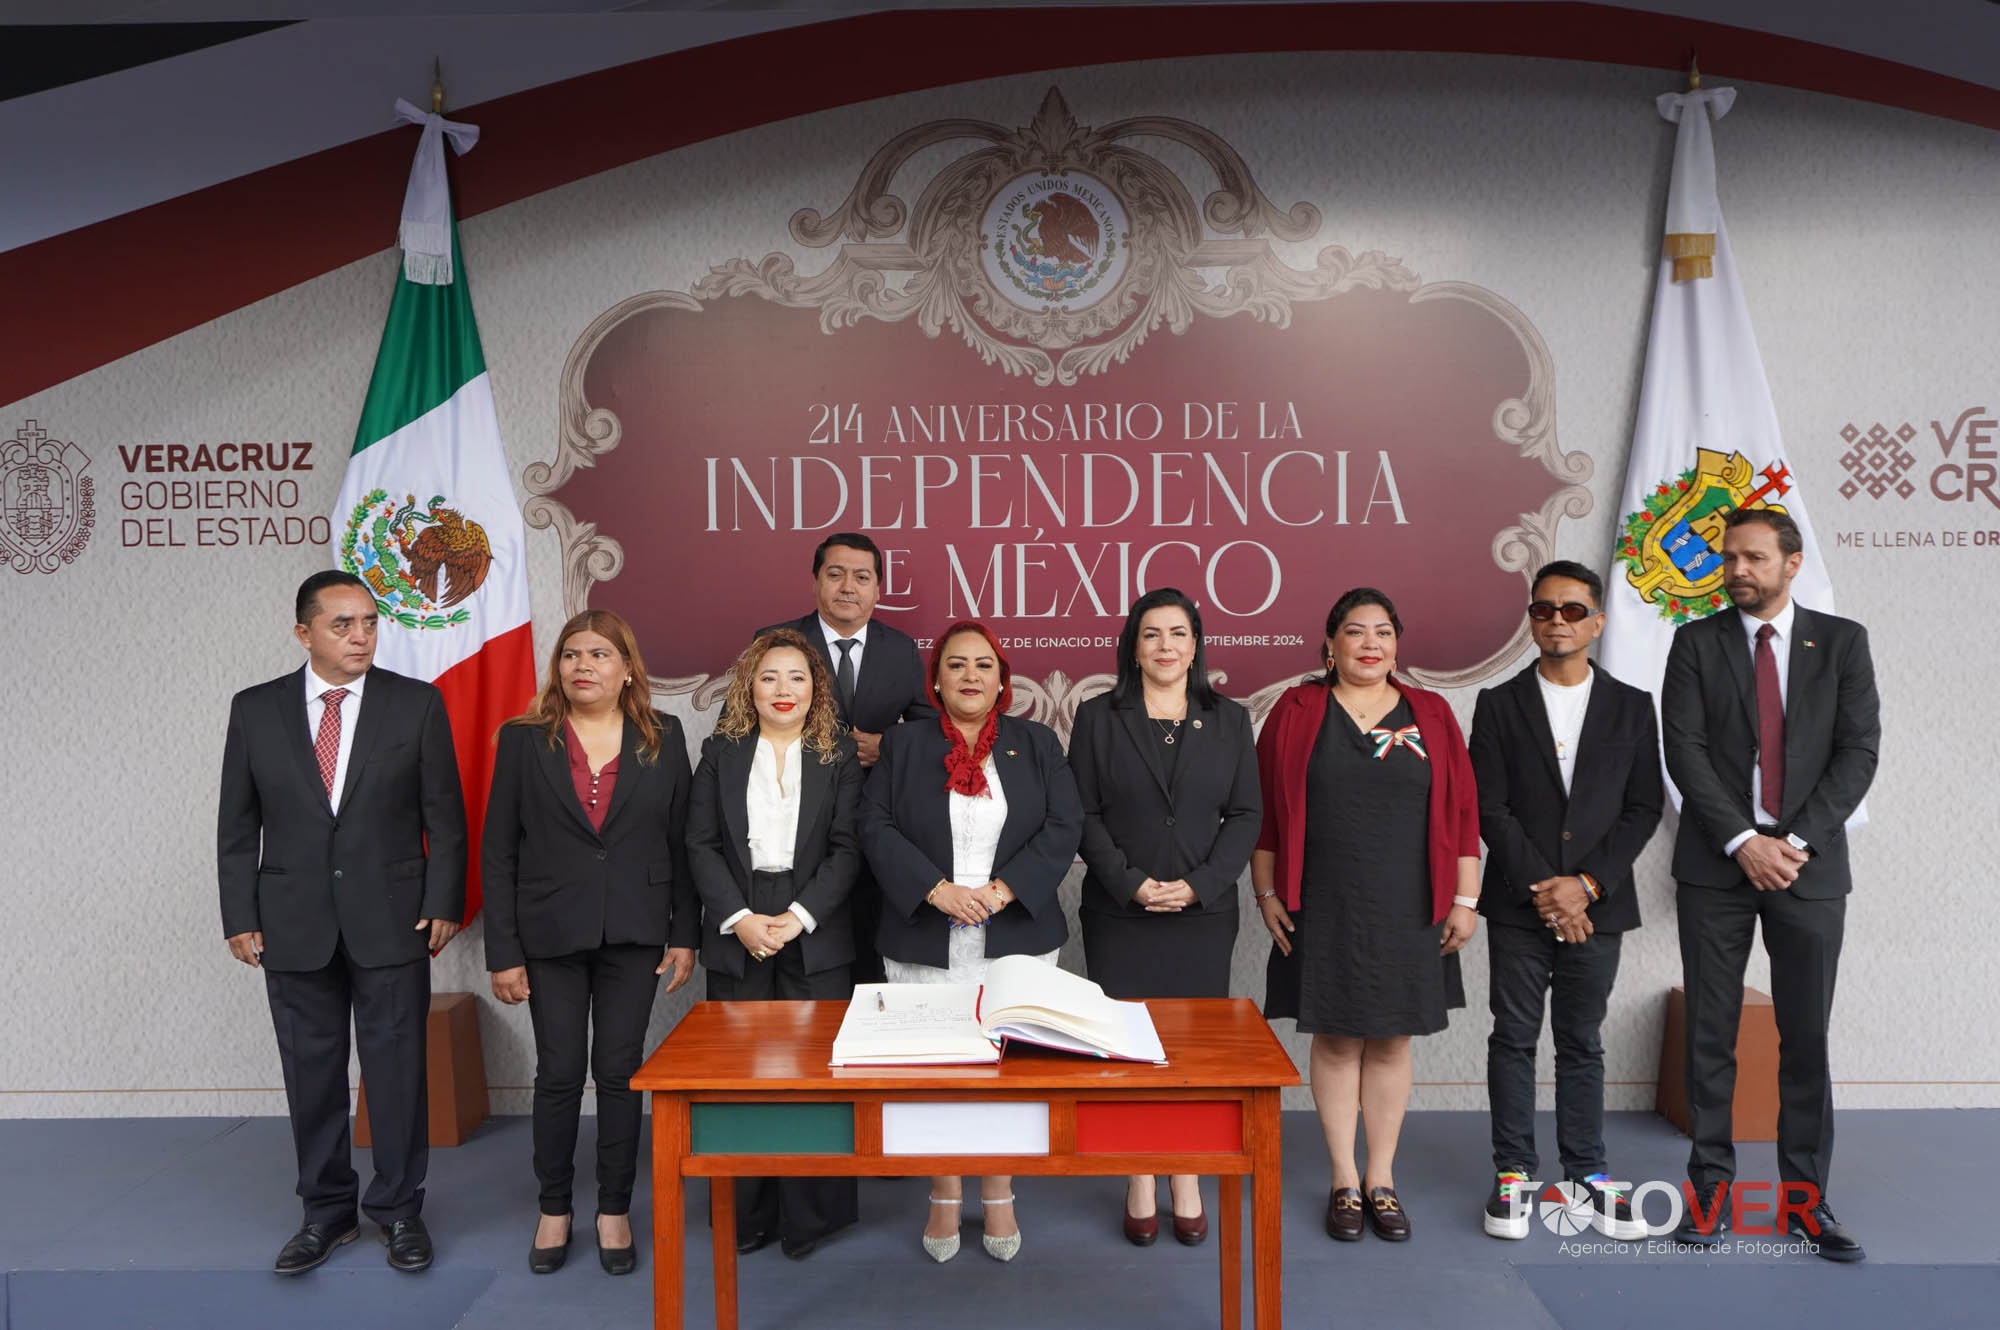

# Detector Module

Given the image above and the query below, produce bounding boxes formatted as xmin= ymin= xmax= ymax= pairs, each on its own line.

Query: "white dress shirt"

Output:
xmin=1536 ymin=667 xmax=1593 ymax=796
xmin=819 ymin=615 xmax=868 ymax=683
xmin=304 ymin=666 xmax=366 ymax=814
xmin=1723 ymin=599 xmax=1802 ymax=855
xmin=718 ymin=735 xmax=818 ymax=935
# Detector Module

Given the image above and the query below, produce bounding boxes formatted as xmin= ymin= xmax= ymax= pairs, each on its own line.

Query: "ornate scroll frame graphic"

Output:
xmin=526 ymin=88 xmax=1592 ymax=732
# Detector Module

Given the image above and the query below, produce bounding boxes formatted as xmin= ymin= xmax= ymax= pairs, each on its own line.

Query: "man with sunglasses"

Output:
xmin=1469 ymin=560 xmax=1664 ymax=1242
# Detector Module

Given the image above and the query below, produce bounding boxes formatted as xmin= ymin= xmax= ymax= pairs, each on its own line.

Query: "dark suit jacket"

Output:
xmin=687 ymin=731 xmax=862 ymax=978
xmin=217 ymin=666 xmax=466 ymax=971
xmin=1068 ymin=690 xmax=1261 ymax=916
xmin=859 ymin=714 xmax=1081 ymax=969
xmin=1662 ymin=605 xmax=1879 ymax=897
xmin=480 ymin=711 xmax=698 ymax=971
xmin=1469 ymin=663 xmax=1664 ymax=932
xmin=762 ymin=613 xmax=937 ymax=734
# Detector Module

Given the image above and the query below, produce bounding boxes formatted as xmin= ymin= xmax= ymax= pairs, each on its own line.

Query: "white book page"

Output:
xmin=829 ymin=983 xmax=996 ymax=1065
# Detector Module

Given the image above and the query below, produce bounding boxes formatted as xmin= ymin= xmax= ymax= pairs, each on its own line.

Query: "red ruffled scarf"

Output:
xmin=940 ymin=708 xmax=1001 ymax=797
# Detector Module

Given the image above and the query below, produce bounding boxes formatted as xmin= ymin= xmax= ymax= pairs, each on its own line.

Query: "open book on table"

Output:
xmin=829 ymin=954 xmax=1167 ymax=1066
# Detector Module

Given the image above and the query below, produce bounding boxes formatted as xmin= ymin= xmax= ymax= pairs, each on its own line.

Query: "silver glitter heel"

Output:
xmin=922 ymin=1196 xmax=962 ymax=1263
xmin=980 ymin=1194 xmax=1020 ymax=1262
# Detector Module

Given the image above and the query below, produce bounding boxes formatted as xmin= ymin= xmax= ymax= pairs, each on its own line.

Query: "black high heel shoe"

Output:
xmin=597 ymin=1215 xmax=638 ymax=1276
xmin=529 ymin=1214 xmax=572 ymax=1274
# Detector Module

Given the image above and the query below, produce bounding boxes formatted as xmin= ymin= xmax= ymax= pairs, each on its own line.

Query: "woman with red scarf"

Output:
xmin=859 ymin=621 xmax=1082 ymax=1265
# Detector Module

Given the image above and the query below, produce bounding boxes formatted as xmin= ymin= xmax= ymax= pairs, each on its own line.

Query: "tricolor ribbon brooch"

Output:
xmin=1368 ymin=725 xmax=1428 ymax=761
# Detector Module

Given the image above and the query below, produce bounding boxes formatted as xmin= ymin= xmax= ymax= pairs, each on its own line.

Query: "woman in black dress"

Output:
xmin=1252 ymin=588 xmax=1481 ymax=1243
xmin=688 ymin=628 xmax=863 ymax=1260
xmin=1072 ymin=588 xmax=1261 ymax=1248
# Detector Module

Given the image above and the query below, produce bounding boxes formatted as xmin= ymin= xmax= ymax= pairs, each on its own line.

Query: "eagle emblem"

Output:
xmin=339 ymin=488 xmax=492 ymax=630
xmin=982 ymin=170 xmax=1127 ymax=311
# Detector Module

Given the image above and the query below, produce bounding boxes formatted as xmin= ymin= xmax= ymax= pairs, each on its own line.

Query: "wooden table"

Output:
xmin=632 ymin=997 xmax=1300 ymax=1330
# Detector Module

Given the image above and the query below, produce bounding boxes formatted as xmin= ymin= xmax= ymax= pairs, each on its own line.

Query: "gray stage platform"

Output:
xmin=3 ymin=1110 xmax=1996 ymax=1329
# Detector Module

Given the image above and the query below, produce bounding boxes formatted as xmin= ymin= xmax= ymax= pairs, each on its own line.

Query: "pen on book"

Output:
xmin=876 ymin=991 xmax=885 ymax=1012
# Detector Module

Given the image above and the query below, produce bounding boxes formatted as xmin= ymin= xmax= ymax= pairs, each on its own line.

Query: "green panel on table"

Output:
xmin=690 ymin=1101 xmax=855 ymax=1154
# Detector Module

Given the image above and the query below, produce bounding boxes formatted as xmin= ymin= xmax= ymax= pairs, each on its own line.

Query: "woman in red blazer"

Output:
xmin=1251 ymin=588 xmax=1481 ymax=1244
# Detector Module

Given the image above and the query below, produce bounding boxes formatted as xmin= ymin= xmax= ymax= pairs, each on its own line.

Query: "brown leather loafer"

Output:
xmin=1364 ymin=1186 xmax=1410 ymax=1241
xmin=1172 ymin=1210 xmax=1208 ymax=1246
xmin=1325 ymin=1187 xmax=1364 ymax=1242
xmin=1123 ymin=1209 xmax=1160 ymax=1246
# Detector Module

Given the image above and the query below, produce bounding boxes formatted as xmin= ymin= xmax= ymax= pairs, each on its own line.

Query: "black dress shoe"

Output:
xmin=274 ymin=1221 xmax=358 ymax=1274
xmin=1672 ymin=1209 xmax=1729 ymax=1246
xmin=1324 ymin=1187 xmax=1364 ymax=1242
xmin=1363 ymin=1187 xmax=1410 ymax=1241
xmin=780 ymin=1236 xmax=818 ymax=1261
xmin=735 ymin=1228 xmax=776 ymax=1255
xmin=379 ymin=1216 xmax=433 ymax=1271
xmin=1787 ymin=1202 xmax=1865 ymax=1262
xmin=529 ymin=1215 xmax=572 ymax=1275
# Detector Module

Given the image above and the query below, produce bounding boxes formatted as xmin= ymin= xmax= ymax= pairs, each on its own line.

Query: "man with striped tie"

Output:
xmin=218 ymin=570 xmax=466 ymax=1275
xmin=1661 ymin=508 xmax=1879 ymax=1261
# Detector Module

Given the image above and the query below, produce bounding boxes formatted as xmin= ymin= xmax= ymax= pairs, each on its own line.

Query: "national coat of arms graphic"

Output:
xmin=2 ymin=420 xmax=95 ymax=575
xmin=1616 ymin=446 xmax=1792 ymax=623
xmin=980 ymin=171 xmax=1127 ymax=312
xmin=339 ymin=489 xmax=492 ymax=629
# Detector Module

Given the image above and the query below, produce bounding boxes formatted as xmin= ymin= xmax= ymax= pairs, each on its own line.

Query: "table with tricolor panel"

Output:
xmin=632 ymin=996 xmax=1302 ymax=1330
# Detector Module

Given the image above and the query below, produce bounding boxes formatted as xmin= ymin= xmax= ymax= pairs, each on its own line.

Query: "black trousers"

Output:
xmin=846 ymin=867 xmax=886 ymax=987
xmin=1485 ymin=921 xmax=1623 ymax=1179
xmin=265 ymin=938 xmax=430 ymax=1227
xmin=524 ymin=942 xmax=661 ymax=1216
xmin=1677 ymin=881 xmax=1846 ymax=1193
xmin=706 ymin=869 xmax=858 ymax=1246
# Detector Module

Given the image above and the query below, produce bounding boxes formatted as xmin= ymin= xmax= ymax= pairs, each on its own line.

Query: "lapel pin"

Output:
xmin=1005 ymin=748 xmax=1017 ymax=757
xmin=1804 ymin=640 xmax=1816 ymax=648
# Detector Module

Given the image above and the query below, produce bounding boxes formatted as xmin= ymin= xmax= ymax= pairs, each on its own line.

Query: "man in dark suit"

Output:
xmin=219 ymin=570 xmax=467 ymax=1274
xmin=1662 ymin=508 xmax=1878 ymax=1261
xmin=761 ymin=532 xmax=934 ymax=982
xmin=1470 ymin=560 xmax=1663 ymax=1244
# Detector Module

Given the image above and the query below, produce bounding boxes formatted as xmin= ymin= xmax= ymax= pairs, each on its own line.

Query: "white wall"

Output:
xmin=4 ymin=49 xmax=1996 ymax=1116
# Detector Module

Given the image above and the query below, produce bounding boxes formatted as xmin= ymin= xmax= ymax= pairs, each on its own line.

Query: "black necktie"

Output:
xmin=833 ymin=638 xmax=857 ymax=720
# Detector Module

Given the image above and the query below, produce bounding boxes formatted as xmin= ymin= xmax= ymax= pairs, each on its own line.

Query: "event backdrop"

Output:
xmin=5 ymin=45 xmax=1997 ymax=1117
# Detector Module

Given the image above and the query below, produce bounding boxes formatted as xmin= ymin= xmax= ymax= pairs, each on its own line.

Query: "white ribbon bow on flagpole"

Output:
xmin=393 ymin=97 xmax=480 ymax=285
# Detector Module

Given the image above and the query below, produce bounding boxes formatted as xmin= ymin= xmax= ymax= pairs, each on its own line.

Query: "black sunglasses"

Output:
xmin=1528 ymin=600 xmax=1597 ymax=623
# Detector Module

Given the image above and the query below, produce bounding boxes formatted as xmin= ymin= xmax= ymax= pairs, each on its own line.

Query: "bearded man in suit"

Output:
xmin=1662 ymin=508 xmax=1879 ymax=1261
xmin=218 ymin=570 xmax=467 ymax=1274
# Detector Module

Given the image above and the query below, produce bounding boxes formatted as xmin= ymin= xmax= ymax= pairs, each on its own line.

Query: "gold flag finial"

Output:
xmin=430 ymin=57 xmax=445 ymax=113
xmin=1687 ymin=48 xmax=1701 ymax=91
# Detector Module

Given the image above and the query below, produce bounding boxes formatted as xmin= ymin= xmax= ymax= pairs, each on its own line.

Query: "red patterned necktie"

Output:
xmin=315 ymin=687 xmax=348 ymax=798
xmin=1753 ymin=625 xmax=1784 ymax=820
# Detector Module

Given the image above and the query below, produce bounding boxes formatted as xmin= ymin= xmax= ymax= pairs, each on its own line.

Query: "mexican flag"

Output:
xmin=1599 ymin=83 xmax=1841 ymax=812
xmin=329 ymin=100 xmax=535 ymax=921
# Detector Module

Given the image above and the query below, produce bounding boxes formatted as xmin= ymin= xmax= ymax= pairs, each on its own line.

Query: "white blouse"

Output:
xmin=947 ymin=757 xmax=1008 ymax=886
xmin=746 ymin=735 xmax=802 ymax=872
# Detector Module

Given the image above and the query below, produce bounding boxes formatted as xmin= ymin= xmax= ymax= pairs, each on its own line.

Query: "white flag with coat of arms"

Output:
xmin=1599 ymin=84 xmax=1849 ymax=818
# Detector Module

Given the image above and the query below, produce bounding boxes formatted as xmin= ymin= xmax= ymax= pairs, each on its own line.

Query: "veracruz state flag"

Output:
xmin=328 ymin=99 xmax=535 ymax=920
xmin=1599 ymin=83 xmax=1847 ymax=820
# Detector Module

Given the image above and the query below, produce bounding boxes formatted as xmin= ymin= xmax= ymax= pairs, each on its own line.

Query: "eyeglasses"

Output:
xmin=1528 ymin=600 xmax=1596 ymax=623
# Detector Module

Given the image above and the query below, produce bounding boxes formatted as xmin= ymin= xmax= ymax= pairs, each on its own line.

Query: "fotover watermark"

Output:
xmin=1503 ymin=1179 xmax=1831 ymax=1257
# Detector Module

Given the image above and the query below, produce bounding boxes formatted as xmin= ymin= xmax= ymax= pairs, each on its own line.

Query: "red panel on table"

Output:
xmin=1075 ymin=1100 xmax=1242 ymax=1153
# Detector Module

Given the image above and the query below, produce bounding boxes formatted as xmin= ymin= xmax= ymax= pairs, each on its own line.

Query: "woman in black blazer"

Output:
xmin=1071 ymin=588 xmax=1262 ymax=1248
xmin=687 ymin=627 xmax=863 ymax=1259
xmin=860 ymin=620 xmax=1082 ymax=1263
xmin=483 ymin=610 xmax=699 ymax=1277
